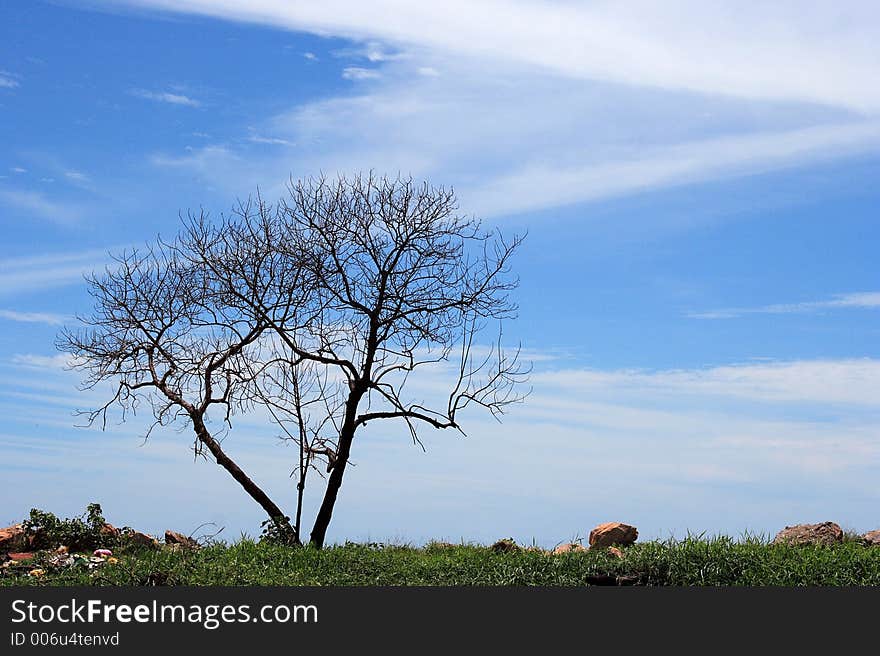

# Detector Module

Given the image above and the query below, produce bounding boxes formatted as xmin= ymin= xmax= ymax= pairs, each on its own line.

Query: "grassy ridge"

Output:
xmin=4 ymin=537 xmax=880 ymax=586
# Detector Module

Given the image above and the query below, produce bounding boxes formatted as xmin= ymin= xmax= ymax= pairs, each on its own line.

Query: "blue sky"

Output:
xmin=1 ymin=1 xmax=878 ymax=545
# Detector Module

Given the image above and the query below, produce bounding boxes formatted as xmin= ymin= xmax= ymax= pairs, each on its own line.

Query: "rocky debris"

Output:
xmin=7 ymin=552 xmax=35 ymax=562
xmin=862 ymin=530 xmax=880 ymax=546
xmin=552 ymin=542 xmax=587 ymax=555
xmin=48 ymin=553 xmax=75 ymax=568
xmin=165 ymin=530 xmax=200 ymax=550
xmin=127 ymin=531 xmax=161 ymax=549
xmin=589 ymin=522 xmax=638 ymax=548
xmin=0 ymin=524 xmax=27 ymax=552
xmin=772 ymin=522 xmax=843 ymax=546
xmin=490 ymin=538 xmax=520 ymax=553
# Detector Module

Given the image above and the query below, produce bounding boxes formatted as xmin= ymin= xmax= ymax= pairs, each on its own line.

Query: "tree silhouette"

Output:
xmin=60 ymin=173 xmax=528 ymax=547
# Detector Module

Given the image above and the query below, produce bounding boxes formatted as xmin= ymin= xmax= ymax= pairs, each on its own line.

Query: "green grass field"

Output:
xmin=4 ymin=537 xmax=880 ymax=586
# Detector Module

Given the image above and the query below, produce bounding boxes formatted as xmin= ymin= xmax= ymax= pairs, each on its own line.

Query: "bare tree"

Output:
xmin=60 ymin=173 xmax=528 ymax=548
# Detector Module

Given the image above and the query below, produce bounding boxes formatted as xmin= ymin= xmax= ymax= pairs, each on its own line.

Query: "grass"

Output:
xmin=4 ymin=535 xmax=880 ymax=586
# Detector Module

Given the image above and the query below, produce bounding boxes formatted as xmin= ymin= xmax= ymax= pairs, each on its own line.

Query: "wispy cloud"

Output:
xmin=129 ymin=88 xmax=201 ymax=107
xmin=530 ymin=358 xmax=880 ymax=408
xmin=115 ymin=1 xmax=880 ymax=112
xmin=689 ymin=292 xmax=880 ymax=319
xmin=115 ymin=1 xmax=880 ymax=221
xmin=303 ymin=51 xmax=317 ymax=61
xmin=0 ymin=310 xmax=67 ymax=326
xmin=0 ymin=189 xmax=83 ymax=226
xmin=64 ymin=170 xmax=91 ymax=184
xmin=3 ymin=350 xmax=878 ymax=541
xmin=335 ymin=41 xmax=406 ymax=63
xmin=10 ymin=354 xmax=75 ymax=369
xmin=341 ymin=66 xmax=381 ymax=80
xmin=149 ymin=61 xmax=880 ymax=218
xmin=0 ymin=248 xmax=117 ymax=298
xmin=11 ymin=167 xmax=27 ymax=174
xmin=247 ymin=135 xmax=294 ymax=146
xmin=0 ymin=70 xmax=20 ymax=89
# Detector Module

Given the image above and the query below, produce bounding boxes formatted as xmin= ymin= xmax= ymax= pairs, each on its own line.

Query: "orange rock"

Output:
xmin=8 ymin=552 xmax=35 ymax=561
xmin=127 ymin=531 xmax=161 ymax=549
xmin=552 ymin=542 xmax=587 ymax=555
xmin=862 ymin=530 xmax=880 ymax=546
xmin=589 ymin=522 xmax=638 ymax=548
xmin=164 ymin=530 xmax=199 ymax=550
xmin=0 ymin=524 xmax=26 ymax=551
xmin=100 ymin=523 xmax=120 ymax=538
xmin=772 ymin=522 xmax=843 ymax=546
xmin=607 ymin=546 xmax=624 ymax=559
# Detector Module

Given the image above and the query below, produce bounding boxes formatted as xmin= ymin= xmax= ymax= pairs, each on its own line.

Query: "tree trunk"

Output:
xmin=308 ymin=426 xmax=355 ymax=548
xmin=309 ymin=390 xmax=362 ymax=548
xmin=191 ymin=415 xmax=293 ymax=535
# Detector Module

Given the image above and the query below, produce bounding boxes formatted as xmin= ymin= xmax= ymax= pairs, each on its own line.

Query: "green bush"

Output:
xmin=21 ymin=503 xmax=116 ymax=552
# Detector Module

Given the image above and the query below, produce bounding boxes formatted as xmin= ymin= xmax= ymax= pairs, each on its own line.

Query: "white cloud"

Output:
xmin=0 ymin=189 xmax=83 ymax=226
xmin=11 ymin=167 xmax=27 ymax=174
xmin=130 ymin=88 xmax=201 ymax=107
xmin=303 ymin=51 xmax=317 ymax=60
xmin=335 ymin=40 xmax=406 ymax=63
xmin=529 ymin=358 xmax=880 ymax=407
xmin=0 ymin=71 xmax=19 ymax=89
xmin=149 ymin=59 xmax=880 ymax=218
xmin=115 ymin=1 xmax=880 ymax=112
xmin=690 ymin=292 xmax=880 ymax=319
xmin=341 ymin=66 xmax=381 ymax=80
xmin=3 ymin=350 xmax=878 ymax=541
xmin=113 ymin=2 xmax=880 ymax=220
xmin=0 ymin=310 xmax=67 ymax=326
xmin=64 ymin=170 xmax=91 ymax=183
xmin=11 ymin=354 xmax=75 ymax=369
xmin=0 ymin=248 xmax=117 ymax=297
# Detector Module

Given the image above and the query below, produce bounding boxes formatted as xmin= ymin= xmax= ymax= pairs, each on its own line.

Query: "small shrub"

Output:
xmin=22 ymin=503 xmax=116 ymax=552
xmin=259 ymin=516 xmax=299 ymax=546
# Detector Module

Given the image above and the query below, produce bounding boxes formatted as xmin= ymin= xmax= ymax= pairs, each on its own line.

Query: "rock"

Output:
xmin=127 ymin=531 xmax=161 ymax=549
xmin=589 ymin=522 xmax=638 ymax=548
xmin=862 ymin=530 xmax=880 ymax=546
xmin=100 ymin=523 xmax=120 ymax=538
xmin=164 ymin=530 xmax=199 ymax=550
xmin=490 ymin=538 xmax=520 ymax=553
xmin=772 ymin=522 xmax=843 ymax=546
xmin=7 ymin=552 xmax=35 ymax=561
xmin=552 ymin=542 xmax=587 ymax=555
xmin=607 ymin=546 xmax=624 ymax=559
xmin=0 ymin=524 xmax=26 ymax=552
